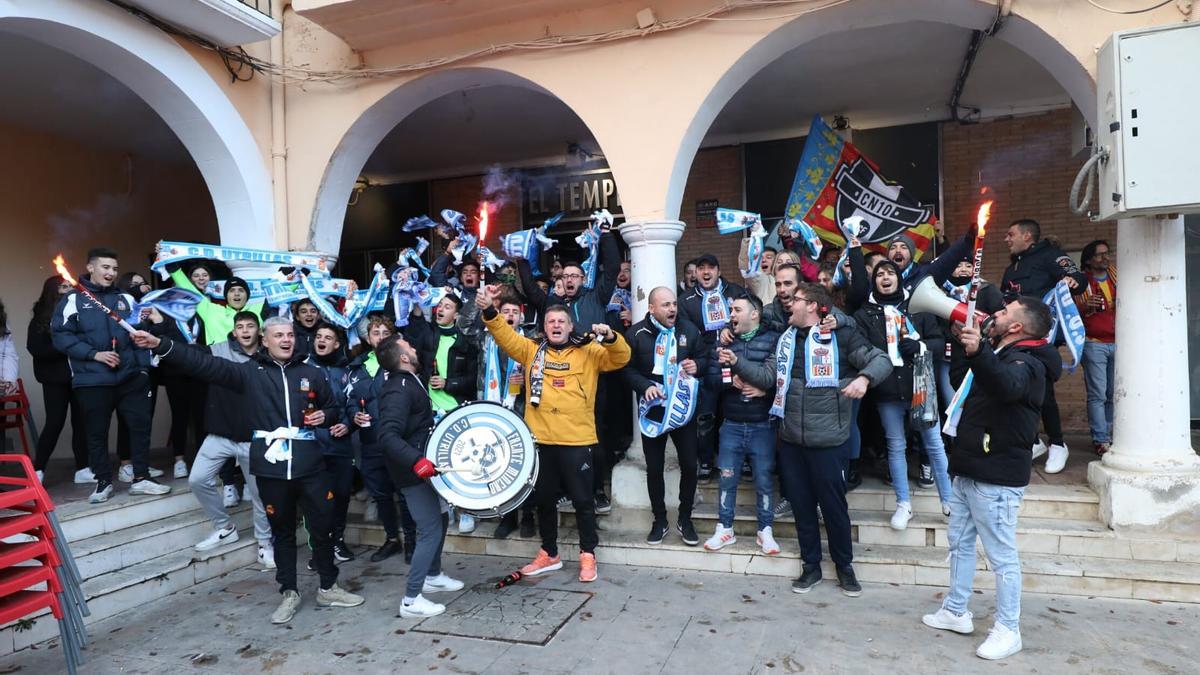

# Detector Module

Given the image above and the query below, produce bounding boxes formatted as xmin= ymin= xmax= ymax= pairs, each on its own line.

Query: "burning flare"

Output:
xmin=53 ymin=254 xmax=77 ymax=286
xmin=976 ymin=200 xmax=994 ymax=236
xmin=476 ymin=201 xmax=490 ymax=244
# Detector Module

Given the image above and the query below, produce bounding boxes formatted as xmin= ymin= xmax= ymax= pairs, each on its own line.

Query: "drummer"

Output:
xmin=375 ymin=334 xmax=465 ymax=619
xmin=475 ymin=284 xmax=631 ymax=583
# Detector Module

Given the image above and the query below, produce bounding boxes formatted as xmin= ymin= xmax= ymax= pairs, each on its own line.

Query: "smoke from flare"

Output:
xmin=52 ymin=255 xmax=77 ymax=286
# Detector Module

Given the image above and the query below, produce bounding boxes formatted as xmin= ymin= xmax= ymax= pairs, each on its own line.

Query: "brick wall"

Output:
xmin=675 ymin=146 xmax=745 ymax=279
xmin=941 ymin=108 xmax=1112 ymax=437
xmin=428 ymin=174 xmax=523 ymax=243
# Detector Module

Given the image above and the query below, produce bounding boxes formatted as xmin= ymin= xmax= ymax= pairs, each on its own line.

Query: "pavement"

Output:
xmin=1 ymin=552 xmax=1196 ymax=675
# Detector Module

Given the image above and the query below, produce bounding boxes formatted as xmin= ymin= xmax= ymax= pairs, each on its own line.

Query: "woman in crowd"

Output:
xmin=27 ymin=277 xmax=91 ymax=483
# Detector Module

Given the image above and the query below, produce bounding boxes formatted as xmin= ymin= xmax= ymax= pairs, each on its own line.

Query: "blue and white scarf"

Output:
xmin=575 ymin=222 xmax=601 ymax=290
xmin=152 ymin=241 xmax=329 ymax=280
xmin=742 ymin=223 xmax=767 ymax=280
xmin=699 ymin=280 xmax=730 ymax=332
xmin=501 ymin=213 xmax=561 ymax=276
xmin=943 ymin=280 xmax=969 ymax=302
xmin=481 ymin=334 xmax=521 ymax=409
xmin=716 ymin=208 xmax=761 ymax=235
xmin=770 ymin=325 xmax=840 ymax=420
xmin=941 ymin=370 xmax=974 ymax=437
xmin=1043 ymin=279 xmax=1086 ymax=371
xmin=788 ymin=218 xmax=824 ymax=258
xmin=638 ymin=317 xmax=698 ymax=437
xmin=135 ymin=287 xmax=203 ymax=323
xmin=881 ymin=303 xmax=920 ymax=367
xmin=607 ymin=287 xmax=632 ymax=314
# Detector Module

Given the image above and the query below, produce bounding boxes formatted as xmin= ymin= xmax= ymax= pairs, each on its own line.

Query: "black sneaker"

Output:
xmin=698 ymin=464 xmax=715 ymax=483
xmin=846 ymin=460 xmax=862 ymax=492
xmin=556 ymin=495 xmax=571 ymax=510
xmin=918 ymin=463 xmax=935 ymax=488
xmin=519 ymin=514 xmax=536 ymax=538
xmin=791 ymin=564 xmax=822 ymax=594
xmin=369 ymin=538 xmax=401 ymax=563
xmin=403 ymin=538 xmax=415 ymax=564
xmin=773 ymin=498 xmax=791 ymax=519
xmin=333 ymin=540 xmax=355 ymax=562
xmin=646 ymin=520 xmax=669 ymax=545
xmin=89 ymin=479 xmax=114 ymax=504
xmin=493 ymin=515 xmax=517 ymax=540
xmin=677 ymin=519 xmax=700 ymax=546
xmin=594 ymin=492 xmax=612 ymax=515
xmin=836 ymin=566 xmax=862 ymax=597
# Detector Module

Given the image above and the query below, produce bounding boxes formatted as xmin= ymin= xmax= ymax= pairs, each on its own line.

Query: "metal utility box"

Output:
xmin=1095 ymin=22 xmax=1200 ymax=220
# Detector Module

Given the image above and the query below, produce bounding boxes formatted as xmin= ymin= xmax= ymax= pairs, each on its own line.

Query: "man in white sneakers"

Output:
xmin=185 ymin=312 xmax=275 ymax=568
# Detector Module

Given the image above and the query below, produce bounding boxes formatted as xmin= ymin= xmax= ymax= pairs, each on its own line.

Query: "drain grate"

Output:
xmin=410 ymin=586 xmax=592 ymax=645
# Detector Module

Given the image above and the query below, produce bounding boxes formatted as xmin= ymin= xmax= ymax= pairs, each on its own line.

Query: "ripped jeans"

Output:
xmin=716 ymin=420 xmax=776 ymax=531
xmin=943 ymin=476 xmax=1026 ymax=632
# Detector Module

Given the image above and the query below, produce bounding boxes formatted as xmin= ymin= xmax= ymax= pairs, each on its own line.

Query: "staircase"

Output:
xmin=344 ymin=475 xmax=1200 ymax=603
xmin=0 ymin=483 xmax=257 ymax=656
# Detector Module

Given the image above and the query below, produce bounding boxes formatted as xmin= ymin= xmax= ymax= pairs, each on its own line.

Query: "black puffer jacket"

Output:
xmin=377 ymin=370 xmax=436 ymax=489
xmin=152 ymin=336 xmax=338 ymax=480
xmin=202 ymin=336 xmax=258 ymax=442
xmin=51 ymin=275 xmax=151 ymax=388
xmin=1001 ymin=239 xmax=1088 ymax=300
xmin=27 ymin=317 xmax=70 ymax=385
xmin=345 ymin=352 xmax=388 ymax=454
xmin=305 ymin=352 xmax=354 ymax=458
xmin=949 ymin=338 xmax=1059 ymax=487
xmin=420 ymin=324 xmax=479 ymax=404
xmin=680 ymin=278 xmax=748 ymax=352
xmin=852 ymin=299 xmax=944 ymax=403
xmin=621 ymin=315 xmax=708 ymax=399
xmin=718 ymin=326 xmax=780 ymax=423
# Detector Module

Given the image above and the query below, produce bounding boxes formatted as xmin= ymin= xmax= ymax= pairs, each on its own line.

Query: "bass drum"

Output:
xmin=424 ymin=401 xmax=538 ymax=518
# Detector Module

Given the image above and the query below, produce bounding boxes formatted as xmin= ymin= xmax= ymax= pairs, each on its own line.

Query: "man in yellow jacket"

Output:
xmin=477 ymin=284 xmax=630 ymax=582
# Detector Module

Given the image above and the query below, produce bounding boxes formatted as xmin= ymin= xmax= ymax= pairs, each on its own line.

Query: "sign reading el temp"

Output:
xmin=522 ymin=167 xmax=623 ymax=226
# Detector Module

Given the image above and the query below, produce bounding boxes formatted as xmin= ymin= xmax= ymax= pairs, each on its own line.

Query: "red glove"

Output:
xmin=413 ymin=458 xmax=438 ymax=479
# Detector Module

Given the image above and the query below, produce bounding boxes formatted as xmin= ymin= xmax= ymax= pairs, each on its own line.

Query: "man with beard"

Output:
xmin=186 ymin=312 xmax=275 ymax=569
xmin=476 ymin=283 xmax=630 ymax=582
xmin=53 ymin=247 xmax=171 ymax=504
xmin=680 ymin=254 xmax=748 ymax=481
xmin=1000 ymin=219 xmax=1086 ymax=474
xmin=885 ymin=227 xmax=974 ymax=296
xmin=922 ymin=297 xmax=1057 ymax=660
xmin=623 ymin=287 xmax=706 ymax=545
xmin=304 ymin=323 xmax=356 ymax=564
xmin=132 ymin=316 xmax=365 ymax=624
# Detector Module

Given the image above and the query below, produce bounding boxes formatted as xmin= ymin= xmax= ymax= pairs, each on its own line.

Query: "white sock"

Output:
xmin=403 ymin=596 xmax=417 ymax=606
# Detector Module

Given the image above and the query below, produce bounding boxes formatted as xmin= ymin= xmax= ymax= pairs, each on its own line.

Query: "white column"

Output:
xmin=619 ymin=220 xmax=686 ymax=319
xmin=1088 ymin=215 xmax=1200 ymax=533
xmin=610 ymin=220 xmax=685 ymax=519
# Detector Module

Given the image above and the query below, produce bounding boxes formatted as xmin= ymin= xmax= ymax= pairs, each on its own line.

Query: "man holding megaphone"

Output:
xmin=921 ymin=296 xmax=1058 ymax=661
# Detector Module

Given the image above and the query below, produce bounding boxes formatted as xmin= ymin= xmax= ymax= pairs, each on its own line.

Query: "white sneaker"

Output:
xmin=129 ymin=478 xmax=171 ymax=496
xmin=703 ymin=525 xmax=737 ymax=551
xmin=458 ymin=513 xmax=476 ymax=534
xmin=258 ymin=545 xmax=276 ymax=569
xmin=118 ymin=464 xmax=134 ymax=483
xmin=173 ymin=459 xmax=188 ymax=479
xmin=89 ymin=481 xmax=114 ymax=504
xmin=1031 ymin=438 xmax=1047 ymax=460
xmin=942 ymin=503 xmax=952 ymax=517
xmin=195 ymin=525 xmax=239 ymax=552
xmin=365 ymin=501 xmax=379 ymax=522
xmin=271 ymin=590 xmax=301 ymax=624
xmin=890 ymin=502 xmax=913 ymax=530
xmin=400 ymin=594 xmax=445 ymax=618
xmin=35 ymin=470 xmax=44 ymax=483
xmin=976 ymin=622 xmax=1022 ymax=660
xmin=73 ymin=467 xmax=97 ymax=484
xmin=422 ymin=573 xmax=465 ymax=593
xmin=923 ymin=607 xmax=975 ymax=634
xmin=1044 ymin=443 xmax=1068 ymax=474
xmin=148 ymin=467 xmax=165 ymax=478
xmin=223 ymin=485 xmax=240 ymax=508
xmin=757 ymin=527 xmax=781 ymax=555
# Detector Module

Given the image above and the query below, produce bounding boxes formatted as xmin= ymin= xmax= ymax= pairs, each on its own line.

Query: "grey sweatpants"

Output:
xmin=189 ymin=435 xmax=272 ymax=545
xmin=399 ymin=481 xmax=448 ymax=599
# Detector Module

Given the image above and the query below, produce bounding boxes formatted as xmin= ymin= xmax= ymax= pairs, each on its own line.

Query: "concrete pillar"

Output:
xmin=611 ymin=220 xmax=685 ymax=520
xmin=1088 ymin=215 xmax=1200 ymax=535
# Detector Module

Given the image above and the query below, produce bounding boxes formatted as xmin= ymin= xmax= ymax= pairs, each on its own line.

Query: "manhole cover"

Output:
xmin=411 ymin=586 xmax=591 ymax=645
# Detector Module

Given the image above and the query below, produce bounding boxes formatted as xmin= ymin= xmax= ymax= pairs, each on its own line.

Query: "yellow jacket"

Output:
xmin=483 ymin=310 xmax=630 ymax=446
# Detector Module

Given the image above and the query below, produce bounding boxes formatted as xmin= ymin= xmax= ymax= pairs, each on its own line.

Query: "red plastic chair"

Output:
xmin=0 ymin=379 xmax=36 ymax=458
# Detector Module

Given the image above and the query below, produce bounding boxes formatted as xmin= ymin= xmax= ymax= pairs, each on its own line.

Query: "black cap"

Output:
xmin=695 ymin=253 xmax=720 ymax=268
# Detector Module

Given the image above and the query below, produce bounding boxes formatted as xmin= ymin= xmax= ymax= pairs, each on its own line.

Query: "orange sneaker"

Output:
xmin=578 ymin=552 xmax=597 ymax=582
xmin=520 ymin=548 xmax=563 ymax=577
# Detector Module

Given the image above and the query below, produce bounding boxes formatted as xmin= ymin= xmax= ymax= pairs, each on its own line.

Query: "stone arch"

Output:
xmin=664 ymin=0 xmax=1096 ymax=221
xmin=0 ymin=0 xmax=274 ymax=247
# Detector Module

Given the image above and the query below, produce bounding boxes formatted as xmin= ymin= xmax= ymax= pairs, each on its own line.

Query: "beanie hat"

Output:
xmin=889 ymin=235 xmax=917 ymax=260
xmin=224 ymin=277 xmax=250 ymax=298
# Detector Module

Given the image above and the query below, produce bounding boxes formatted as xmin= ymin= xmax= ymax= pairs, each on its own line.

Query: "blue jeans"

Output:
xmin=943 ymin=476 xmax=1025 ymax=632
xmin=1082 ymin=341 xmax=1115 ymax=444
xmin=716 ymin=420 xmax=776 ymax=530
xmin=877 ymin=401 xmax=952 ymax=505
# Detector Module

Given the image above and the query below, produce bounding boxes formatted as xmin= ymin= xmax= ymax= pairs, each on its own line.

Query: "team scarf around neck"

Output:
xmin=482 ymin=333 xmax=521 ymax=408
xmin=638 ymin=316 xmax=698 ymax=438
xmin=943 ymin=279 xmax=969 ymax=302
xmin=1043 ymin=279 xmax=1086 ymax=371
xmin=881 ymin=302 xmax=920 ymax=366
xmin=942 ymin=338 xmax=1049 ymax=437
xmin=700 ymin=279 xmax=730 ymax=332
xmin=770 ymin=325 xmax=840 ymax=419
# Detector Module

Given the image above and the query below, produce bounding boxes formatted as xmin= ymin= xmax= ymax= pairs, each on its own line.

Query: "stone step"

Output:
xmin=427 ymin=527 xmax=1200 ymax=603
xmin=55 ymin=481 xmax=204 ymax=541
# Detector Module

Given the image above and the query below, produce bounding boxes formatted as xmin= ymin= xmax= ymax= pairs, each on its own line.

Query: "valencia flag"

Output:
xmin=784 ymin=116 xmax=938 ymax=261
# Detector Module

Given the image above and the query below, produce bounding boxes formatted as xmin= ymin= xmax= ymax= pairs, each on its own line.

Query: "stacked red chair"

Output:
xmin=0 ymin=453 xmax=89 ymax=674
xmin=1 ymin=379 xmax=41 ymax=458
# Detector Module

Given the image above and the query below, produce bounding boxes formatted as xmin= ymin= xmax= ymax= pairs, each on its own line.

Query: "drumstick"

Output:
xmin=436 ymin=466 xmax=482 ymax=475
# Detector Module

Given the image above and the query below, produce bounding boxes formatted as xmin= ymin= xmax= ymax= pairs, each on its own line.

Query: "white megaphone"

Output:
xmin=908 ymin=276 xmax=990 ymax=326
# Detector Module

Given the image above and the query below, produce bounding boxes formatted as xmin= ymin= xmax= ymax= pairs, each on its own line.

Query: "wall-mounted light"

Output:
xmin=349 ymin=176 xmax=371 ymax=206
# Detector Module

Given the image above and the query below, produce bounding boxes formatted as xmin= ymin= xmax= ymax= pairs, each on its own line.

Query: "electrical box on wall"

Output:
xmin=1095 ymin=22 xmax=1200 ymax=221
